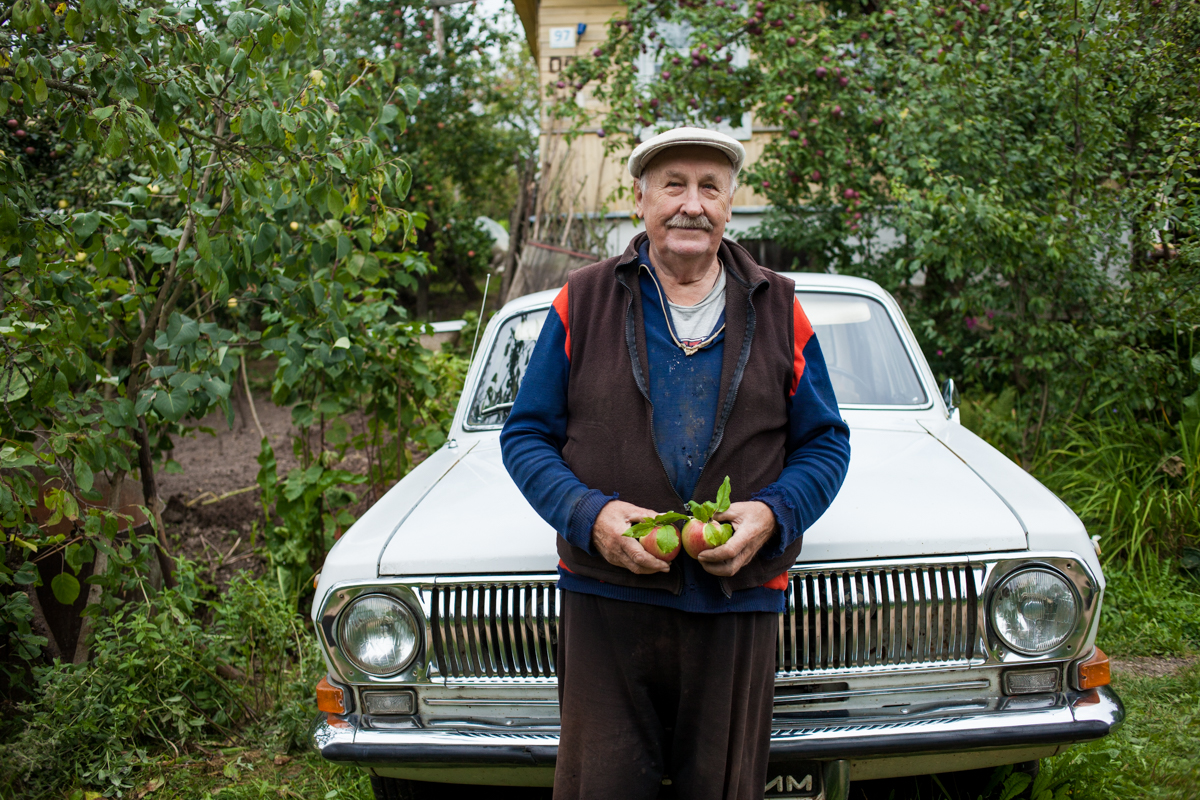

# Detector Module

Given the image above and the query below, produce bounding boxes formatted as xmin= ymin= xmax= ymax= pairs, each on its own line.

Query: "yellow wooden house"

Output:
xmin=511 ymin=0 xmax=784 ymax=260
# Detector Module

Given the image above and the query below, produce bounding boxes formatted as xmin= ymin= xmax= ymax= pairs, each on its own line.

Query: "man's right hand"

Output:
xmin=591 ymin=500 xmax=671 ymax=574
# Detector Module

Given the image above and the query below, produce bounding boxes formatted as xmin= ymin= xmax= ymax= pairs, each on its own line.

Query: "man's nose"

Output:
xmin=679 ymin=184 xmax=705 ymax=216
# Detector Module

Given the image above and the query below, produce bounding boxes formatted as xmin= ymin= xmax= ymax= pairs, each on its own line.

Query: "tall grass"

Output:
xmin=1032 ymin=414 xmax=1200 ymax=568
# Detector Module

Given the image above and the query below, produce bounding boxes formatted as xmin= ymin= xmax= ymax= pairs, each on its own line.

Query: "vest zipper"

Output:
xmin=690 ymin=277 xmax=765 ymax=598
xmin=618 ymin=271 xmax=690 ymax=511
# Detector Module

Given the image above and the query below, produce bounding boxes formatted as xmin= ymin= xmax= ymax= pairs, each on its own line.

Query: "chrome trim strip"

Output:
xmin=424 ymin=698 xmax=561 ymax=706
xmin=316 ymin=687 xmax=1125 ymax=764
xmin=774 ymin=679 xmax=991 ymax=705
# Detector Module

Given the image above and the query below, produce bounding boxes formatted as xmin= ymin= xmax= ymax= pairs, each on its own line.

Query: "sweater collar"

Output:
xmin=614 ymin=230 xmax=771 ymax=292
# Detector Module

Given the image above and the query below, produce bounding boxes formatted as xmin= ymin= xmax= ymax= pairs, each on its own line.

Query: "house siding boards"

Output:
xmin=521 ymin=0 xmax=770 ymax=221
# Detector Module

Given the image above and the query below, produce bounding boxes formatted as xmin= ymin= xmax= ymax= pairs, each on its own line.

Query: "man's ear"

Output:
xmin=633 ymin=178 xmax=644 ymax=218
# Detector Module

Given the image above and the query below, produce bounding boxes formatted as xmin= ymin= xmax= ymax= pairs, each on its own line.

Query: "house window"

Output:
xmin=632 ymin=20 xmax=752 ymax=141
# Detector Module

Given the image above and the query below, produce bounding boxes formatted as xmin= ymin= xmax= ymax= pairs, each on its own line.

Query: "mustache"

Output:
xmin=664 ymin=213 xmax=714 ymax=231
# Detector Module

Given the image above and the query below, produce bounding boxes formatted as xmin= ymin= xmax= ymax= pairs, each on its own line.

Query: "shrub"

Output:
xmin=0 ymin=569 xmax=319 ymax=798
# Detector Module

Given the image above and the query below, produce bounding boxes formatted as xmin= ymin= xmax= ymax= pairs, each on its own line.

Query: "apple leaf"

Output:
xmin=152 ymin=388 xmax=190 ymax=422
xmin=622 ymin=520 xmax=654 ymax=537
xmin=715 ymin=476 xmax=731 ymax=513
xmin=655 ymin=526 xmax=679 ymax=554
xmin=51 ymin=572 xmax=81 ymax=606
xmin=73 ymin=456 xmax=94 ymax=493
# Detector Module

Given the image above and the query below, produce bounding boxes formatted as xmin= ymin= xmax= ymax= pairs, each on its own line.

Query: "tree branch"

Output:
xmin=0 ymin=69 xmax=96 ymax=99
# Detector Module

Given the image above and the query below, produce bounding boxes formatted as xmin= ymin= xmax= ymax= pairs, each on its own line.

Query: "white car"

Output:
xmin=310 ymin=273 xmax=1123 ymax=800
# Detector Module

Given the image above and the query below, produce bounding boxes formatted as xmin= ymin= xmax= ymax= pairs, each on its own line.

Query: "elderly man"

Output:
xmin=500 ymin=128 xmax=851 ymax=800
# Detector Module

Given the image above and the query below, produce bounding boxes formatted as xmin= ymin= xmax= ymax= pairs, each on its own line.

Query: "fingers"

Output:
xmin=610 ymin=536 xmax=669 ymax=574
xmin=697 ymin=532 xmax=753 ymax=576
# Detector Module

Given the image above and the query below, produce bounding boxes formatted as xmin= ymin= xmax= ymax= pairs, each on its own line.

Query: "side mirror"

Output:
xmin=942 ymin=378 xmax=960 ymax=419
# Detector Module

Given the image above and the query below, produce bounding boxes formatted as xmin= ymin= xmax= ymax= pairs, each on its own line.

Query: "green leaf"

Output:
xmin=64 ymin=542 xmax=94 ymax=574
xmin=261 ymin=107 xmax=281 ymax=143
xmin=715 ymin=476 xmax=731 ymax=513
xmin=327 ymin=188 xmax=344 ymax=218
xmin=73 ymin=210 xmax=101 ymax=239
xmin=166 ymin=313 xmax=200 ymax=347
xmin=402 ymin=84 xmax=420 ymax=112
xmin=51 ymin=573 xmax=80 ymax=606
xmin=73 ymin=457 xmax=94 ymax=493
xmin=622 ymin=520 xmax=655 ymax=537
xmin=655 ymin=526 xmax=680 ymax=554
xmin=33 ymin=77 xmax=48 ymax=104
xmin=1191 ymin=354 xmax=1200 ymax=375
xmin=0 ymin=370 xmax=29 ymax=402
xmin=227 ymin=11 xmax=249 ymax=38
xmin=152 ymin=389 xmax=190 ymax=422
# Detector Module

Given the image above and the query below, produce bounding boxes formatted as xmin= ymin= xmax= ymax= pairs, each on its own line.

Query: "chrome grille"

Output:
xmin=430 ymin=583 xmax=558 ymax=679
xmin=777 ymin=565 xmax=978 ymax=674
xmin=427 ymin=564 xmax=977 ymax=680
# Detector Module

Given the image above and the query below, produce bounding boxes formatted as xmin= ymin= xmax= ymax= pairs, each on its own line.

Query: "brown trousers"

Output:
xmin=554 ymin=591 xmax=778 ymax=800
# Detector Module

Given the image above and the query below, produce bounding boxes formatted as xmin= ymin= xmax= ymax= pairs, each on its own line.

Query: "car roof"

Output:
xmin=497 ymin=271 xmax=890 ymax=317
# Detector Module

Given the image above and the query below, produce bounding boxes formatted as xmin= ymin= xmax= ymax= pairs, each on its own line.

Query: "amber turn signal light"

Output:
xmin=1076 ymin=647 xmax=1111 ymax=690
xmin=316 ymin=675 xmax=347 ymax=714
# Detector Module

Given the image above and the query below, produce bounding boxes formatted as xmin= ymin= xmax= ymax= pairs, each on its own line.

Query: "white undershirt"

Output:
xmin=667 ymin=265 xmax=726 ymax=346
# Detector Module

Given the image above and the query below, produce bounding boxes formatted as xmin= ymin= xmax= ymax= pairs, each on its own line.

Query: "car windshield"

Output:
xmin=467 ymin=308 xmax=549 ymax=427
xmin=798 ymin=292 xmax=927 ymax=406
xmin=467 ymin=291 xmax=926 ymax=427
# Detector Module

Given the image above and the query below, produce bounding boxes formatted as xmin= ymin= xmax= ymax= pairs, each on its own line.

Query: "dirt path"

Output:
xmin=1110 ymin=654 xmax=1198 ymax=678
xmin=153 ymin=390 xmax=298 ymax=587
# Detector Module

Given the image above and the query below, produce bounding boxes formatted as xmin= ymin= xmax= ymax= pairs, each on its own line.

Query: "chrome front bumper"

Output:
xmin=314 ymin=685 xmax=1123 ymax=768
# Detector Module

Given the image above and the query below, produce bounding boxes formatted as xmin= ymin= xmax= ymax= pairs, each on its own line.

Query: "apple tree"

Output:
xmin=0 ymin=0 xmax=426 ymax=677
xmin=555 ymin=0 xmax=1200 ymax=463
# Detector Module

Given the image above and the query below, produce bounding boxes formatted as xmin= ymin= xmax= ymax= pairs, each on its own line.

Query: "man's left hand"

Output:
xmin=697 ymin=501 xmax=777 ymax=577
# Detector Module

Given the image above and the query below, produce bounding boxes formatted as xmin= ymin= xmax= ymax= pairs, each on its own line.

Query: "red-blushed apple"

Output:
xmin=639 ymin=524 xmax=681 ymax=562
xmin=681 ymin=518 xmax=734 ymax=560
xmin=622 ymin=511 xmax=688 ymax=563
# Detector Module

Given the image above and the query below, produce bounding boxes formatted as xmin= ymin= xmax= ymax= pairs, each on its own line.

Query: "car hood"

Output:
xmin=377 ymin=423 xmax=1026 ymax=576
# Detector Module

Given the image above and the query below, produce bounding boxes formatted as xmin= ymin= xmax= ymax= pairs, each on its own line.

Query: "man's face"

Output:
xmin=634 ymin=146 xmax=735 ymax=263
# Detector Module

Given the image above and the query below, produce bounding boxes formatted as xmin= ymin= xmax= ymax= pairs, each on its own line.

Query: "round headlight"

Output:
xmin=991 ymin=568 xmax=1079 ymax=655
xmin=339 ymin=594 xmax=419 ymax=675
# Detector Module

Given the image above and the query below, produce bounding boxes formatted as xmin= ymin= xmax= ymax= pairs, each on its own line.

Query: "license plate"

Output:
xmin=764 ymin=761 xmax=823 ymax=798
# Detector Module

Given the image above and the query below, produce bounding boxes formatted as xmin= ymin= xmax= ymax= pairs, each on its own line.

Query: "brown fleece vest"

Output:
xmin=557 ymin=232 xmax=803 ymax=596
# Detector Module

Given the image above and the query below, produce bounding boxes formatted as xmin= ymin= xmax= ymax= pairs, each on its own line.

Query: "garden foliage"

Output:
xmin=0 ymin=568 xmax=320 ymax=798
xmin=0 ymin=0 xmax=467 ymax=697
xmin=556 ymin=0 xmax=1200 ymax=471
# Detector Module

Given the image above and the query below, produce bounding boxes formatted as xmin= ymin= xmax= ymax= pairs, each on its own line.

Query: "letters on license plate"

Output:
xmin=764 ymin=761 xmax=822 ymax=798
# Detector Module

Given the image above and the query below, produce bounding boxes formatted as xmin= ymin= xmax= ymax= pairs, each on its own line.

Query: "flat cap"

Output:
xmin=627 ymin=126 xmax=746 ymax=179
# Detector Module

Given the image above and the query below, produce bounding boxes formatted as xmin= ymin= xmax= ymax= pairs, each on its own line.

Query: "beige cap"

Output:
xmin=627 ymin=126 xmax=746 ymax=179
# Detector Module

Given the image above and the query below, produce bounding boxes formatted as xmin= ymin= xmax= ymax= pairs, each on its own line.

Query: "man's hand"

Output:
xmin=591 ymin=500 xmax=672 ymax=575
xmin=697 ymin=501 xmax=777 ymax=577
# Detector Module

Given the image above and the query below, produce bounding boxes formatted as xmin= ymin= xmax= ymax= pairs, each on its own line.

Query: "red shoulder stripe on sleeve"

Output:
xmin=791 ymin=296 xmax=815 ymax=397
xmin=552 ymin=284 xmax=571 ymax=361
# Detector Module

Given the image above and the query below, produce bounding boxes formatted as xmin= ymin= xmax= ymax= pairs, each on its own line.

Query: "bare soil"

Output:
xmin=156 ymin=384 xmax=392 ymax=590
xmin=1110 ymin=654 xmax=1199 ymax=678
xmin=156 ymin=387 xmax=297 ymax=588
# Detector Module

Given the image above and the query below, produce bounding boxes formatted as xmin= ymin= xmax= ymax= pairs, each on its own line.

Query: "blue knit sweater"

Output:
xmin=500 ymin=248 xmax=851 ymax=613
